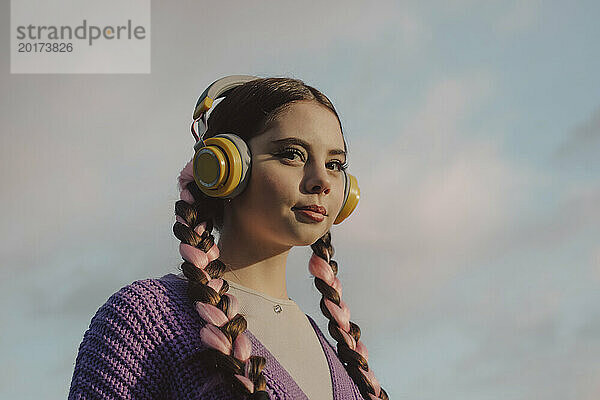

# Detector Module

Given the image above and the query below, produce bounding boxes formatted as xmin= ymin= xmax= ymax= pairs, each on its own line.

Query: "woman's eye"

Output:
xmin=278 ymin=148 xmax=305 ymax=161
xmin=328 ymin=161 xmax=348 ymax=171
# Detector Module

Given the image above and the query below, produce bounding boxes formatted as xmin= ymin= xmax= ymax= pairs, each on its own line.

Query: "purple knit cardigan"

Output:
xmin=68 ymin=273 xmax=364 ymax=399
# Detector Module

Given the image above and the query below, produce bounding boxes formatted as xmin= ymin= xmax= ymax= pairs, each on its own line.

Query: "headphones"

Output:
xmin=190 ymin=75 xmax=360 ymax=225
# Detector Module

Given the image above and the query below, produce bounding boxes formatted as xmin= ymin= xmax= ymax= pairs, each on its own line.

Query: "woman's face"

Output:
xmin=225 ymin=100 xmax=347 ymax=248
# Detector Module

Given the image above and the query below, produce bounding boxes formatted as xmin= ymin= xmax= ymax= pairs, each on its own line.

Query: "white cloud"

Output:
xmin=553 ymin=106 xmax=600 ymax=168
xmin=494 ymin=0 xmax=542 ymax=34
xmin=338 ymin=71 xmax=524 ymax=260
xmin=594 ymin=247 xmax=600 ymax=283
xmin=149 ymin=0 xmax=425 ymax=72
xmin=575 ymin=365 xmax=600 ymax=400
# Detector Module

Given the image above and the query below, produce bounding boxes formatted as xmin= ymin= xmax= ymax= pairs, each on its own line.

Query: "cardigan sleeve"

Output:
xmin=68 ymin=281 xmax=168 ymax=399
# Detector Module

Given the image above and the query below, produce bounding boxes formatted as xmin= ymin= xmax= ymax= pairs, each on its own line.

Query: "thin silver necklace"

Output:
xmin=225 ymin=262 xmax=287 ymax=313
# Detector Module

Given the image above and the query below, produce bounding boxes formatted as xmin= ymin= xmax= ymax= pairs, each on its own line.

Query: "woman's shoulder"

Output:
xmin=104 ymin=272 xmax=188 ymax=311
xmin=69 ymin=273 xmax=223 ymax=399
xmin=108 ymin=272 xmax=187 ymax=303
xmin=95 ymin=273 xmax=190 ymax=327
xmin=75 ymin=272 xmax=201 ymax=353
xmin=96 ymin=272 xmax=210 ymax=346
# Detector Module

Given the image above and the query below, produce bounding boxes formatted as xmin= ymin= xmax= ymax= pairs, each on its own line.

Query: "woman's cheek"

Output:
xmin=258 ymin=166 xmax=293 ymax=196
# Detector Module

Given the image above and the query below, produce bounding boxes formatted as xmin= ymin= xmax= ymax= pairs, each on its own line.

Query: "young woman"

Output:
xmin=69 ymin=75 xmax=388 ymax=399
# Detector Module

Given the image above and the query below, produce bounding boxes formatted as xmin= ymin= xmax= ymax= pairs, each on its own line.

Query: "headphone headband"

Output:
xmin=192 ymin=75 xmax=260 ymax=120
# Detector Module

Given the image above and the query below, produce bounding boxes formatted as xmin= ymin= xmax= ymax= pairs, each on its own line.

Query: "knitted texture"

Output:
xmin=68 ymin=273 xmax=364 ymax=399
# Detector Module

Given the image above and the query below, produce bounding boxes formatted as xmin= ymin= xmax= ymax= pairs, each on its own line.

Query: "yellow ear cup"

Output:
xmin=193 ymin=145 xmax=227 ymax=188
xmin=333 ymin=173 xmax=360 ymax=225
xmin=193 ymin=136 xmax=244 ymax=198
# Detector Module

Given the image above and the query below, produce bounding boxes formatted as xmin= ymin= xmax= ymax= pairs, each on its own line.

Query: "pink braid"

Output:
xmin=309 ymin=250 xmax=385 ymax=399
xmin=177 ymin=158 xmax=256 ymax=394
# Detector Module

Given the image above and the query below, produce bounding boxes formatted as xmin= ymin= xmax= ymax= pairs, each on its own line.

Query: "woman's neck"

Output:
xmin=217 ymin=231 xmax=292 ymax=300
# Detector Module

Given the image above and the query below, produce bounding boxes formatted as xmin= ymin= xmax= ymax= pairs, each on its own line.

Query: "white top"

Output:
xmin=175 ymin=273 xmax=332 ymax=399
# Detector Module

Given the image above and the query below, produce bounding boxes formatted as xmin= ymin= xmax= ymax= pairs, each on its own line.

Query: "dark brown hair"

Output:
xmin=173 ymin=77 xmax=388 ymax=399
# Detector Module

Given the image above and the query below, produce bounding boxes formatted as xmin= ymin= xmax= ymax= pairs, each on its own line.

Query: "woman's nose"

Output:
xmin=304 ymin=163 xmax=331 ymax=195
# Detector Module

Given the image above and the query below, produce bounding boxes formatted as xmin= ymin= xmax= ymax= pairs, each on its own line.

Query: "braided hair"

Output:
xmin=173 ymin=77 xmax=388 ymax=399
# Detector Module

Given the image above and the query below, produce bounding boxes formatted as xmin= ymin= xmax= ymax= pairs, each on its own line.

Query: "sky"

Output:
xmin=1 ymin=1 xmax=599 ymax=399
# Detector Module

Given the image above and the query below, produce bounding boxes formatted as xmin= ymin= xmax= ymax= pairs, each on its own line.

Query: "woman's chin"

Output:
xmin=289 ymin=226 xmax=330 ymax=246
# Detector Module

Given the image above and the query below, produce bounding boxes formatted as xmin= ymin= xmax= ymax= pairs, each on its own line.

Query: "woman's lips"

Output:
xmin=292 ymin=208 xmax=325 ymax=222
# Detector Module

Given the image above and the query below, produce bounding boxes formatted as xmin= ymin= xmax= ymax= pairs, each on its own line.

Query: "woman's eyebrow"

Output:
xmin=270 ymin=137 xmax=346 ymax=158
